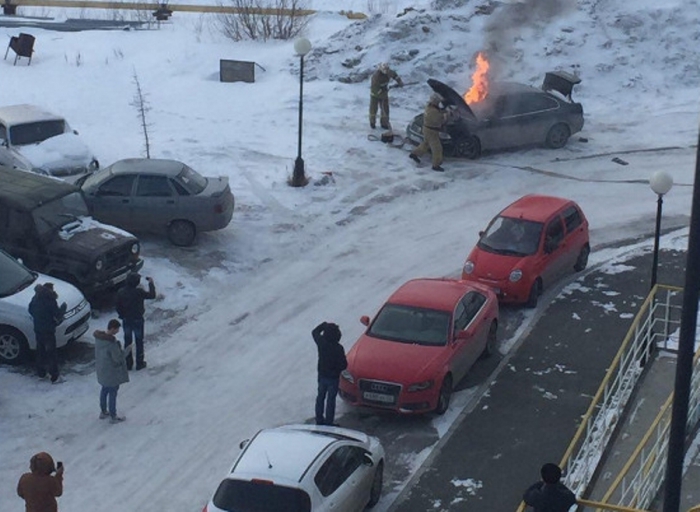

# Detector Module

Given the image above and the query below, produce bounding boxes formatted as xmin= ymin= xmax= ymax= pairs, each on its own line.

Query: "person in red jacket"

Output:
xmin=17 ymin=452 xmax=63 ymax=512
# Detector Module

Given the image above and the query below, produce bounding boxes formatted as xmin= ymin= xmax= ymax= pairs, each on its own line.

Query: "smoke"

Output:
xmin=483 ymin=0 xmax=576 ymax=79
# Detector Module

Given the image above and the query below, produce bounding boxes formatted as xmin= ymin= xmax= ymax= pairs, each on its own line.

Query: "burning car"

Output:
xmin=406 ymin=65 xmax=584 ymax=159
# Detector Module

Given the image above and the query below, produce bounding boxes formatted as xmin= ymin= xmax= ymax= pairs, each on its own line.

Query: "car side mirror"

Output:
xmin=544 ymin=239 xmax=556 ymax=254
xmin=73 ymin=129 xmax=79 ymax=135
xmin=239 ymin=439 xmax=250 ymax=450
xmin=362 ymin=452 xmax=374 ymax=467
xmin=360 ymin=315 xmax=370 ymax=326
xmin=478 ymin=230 xmax=485 ymax=237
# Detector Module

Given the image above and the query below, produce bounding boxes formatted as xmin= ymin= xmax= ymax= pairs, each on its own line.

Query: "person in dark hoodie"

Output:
xmin=94 ymin=319 xmax=130 ymax=423
xmin=523 ymin=462 xmax=577 ymax=512
xmin=312 ymin=321 xmax=347 ymax=426
xmin=17 ymin=451 xmax=63 ymax=512
xmin=115 ymin=272 xmax=156 ymax=371
xmin=28 ymin=283 xmax=67 ymax=383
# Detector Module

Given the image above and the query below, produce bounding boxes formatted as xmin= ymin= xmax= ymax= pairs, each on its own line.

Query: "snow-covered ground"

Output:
xmin=2 ymin=0 xmax=699 ymax=510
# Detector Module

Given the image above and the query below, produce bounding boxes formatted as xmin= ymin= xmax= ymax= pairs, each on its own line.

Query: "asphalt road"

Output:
xmin=388 ymin=247 xmax=687 ymax=512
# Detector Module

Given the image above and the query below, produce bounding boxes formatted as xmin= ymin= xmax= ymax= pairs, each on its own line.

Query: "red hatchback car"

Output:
xmin=461 ymin=194 xmax=589 ymax=308
xmin=339 ymin=278 xmax=499 ymax=415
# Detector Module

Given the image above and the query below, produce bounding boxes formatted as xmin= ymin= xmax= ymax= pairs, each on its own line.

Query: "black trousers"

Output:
xmin=35 ymin=330 xmax=59 ymax=379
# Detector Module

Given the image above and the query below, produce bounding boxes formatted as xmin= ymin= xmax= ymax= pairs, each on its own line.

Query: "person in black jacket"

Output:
xmin=523 ymin=462 xmax=577 ymax=512
xmin=28 ymin=283 xmax=67 ymax=383
xmin=115 ymin=272 xmax=156 ymax=371
xmin=312 ymin=321 xmax=347 ymax=426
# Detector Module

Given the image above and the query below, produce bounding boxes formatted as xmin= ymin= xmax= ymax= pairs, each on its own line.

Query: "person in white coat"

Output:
xmin=94 ymin=319 xmax=130 ymax=424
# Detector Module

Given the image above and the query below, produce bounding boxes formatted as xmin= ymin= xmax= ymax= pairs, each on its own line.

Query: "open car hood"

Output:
xmin=427 ymin=78 xmax=477 ymax=120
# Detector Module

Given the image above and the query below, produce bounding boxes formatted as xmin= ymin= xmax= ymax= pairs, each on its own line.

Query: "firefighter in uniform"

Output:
xmin=409 ymin=93 xmax=447 ymax=172
xmin=369 ymin=62 xmax=403 ymax=130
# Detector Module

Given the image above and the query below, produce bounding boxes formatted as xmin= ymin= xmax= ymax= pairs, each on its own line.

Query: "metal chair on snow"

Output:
xmin=4 ymin=33 xmax=35 ymax=65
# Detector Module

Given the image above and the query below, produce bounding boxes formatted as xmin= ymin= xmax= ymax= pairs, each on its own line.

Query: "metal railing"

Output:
xmin=598 ymin=347 xmax=700 ymax=510
xmin=515 ymin=285 xmax=686 ymax=512
xmin=561 ymin=285 xmax=683 ymax=497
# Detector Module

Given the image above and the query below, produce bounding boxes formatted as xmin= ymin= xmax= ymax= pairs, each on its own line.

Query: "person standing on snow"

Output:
xmin=115 ymin=272 xmax=156 ymax=371
xmin=17 ymin=451 xmax=64 ymax=512
xmin=28 ymin=283 xmax=67 ymax=383
xmin=369 ymin=62 xmax=403 ymax=130
xmin=523 ymin=462 xmax=577 ymax=512
xmin=94 ymin=319 xmax=130 ymax=423
xmin=409 ymin=92 xmax=448 ymax=172
xmin=312 ymin=321 xmax=347 ymax=426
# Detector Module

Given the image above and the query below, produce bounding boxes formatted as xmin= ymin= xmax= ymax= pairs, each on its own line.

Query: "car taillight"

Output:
xmin=214 ymin=204 xmax=224 ymax=214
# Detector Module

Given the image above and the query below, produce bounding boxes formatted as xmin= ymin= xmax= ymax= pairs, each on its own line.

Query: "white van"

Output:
xmin=0 ymin=249 xmax=91 ymax=365
xmin=0 ymin=104 xmax=99 ymax=177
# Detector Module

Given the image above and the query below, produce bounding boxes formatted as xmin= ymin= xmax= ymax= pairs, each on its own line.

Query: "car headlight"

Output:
xmin=408 ymin=380 xmax=434 ymax=392
xmin=341 ymin=370 xmax=355 ymax=384
xmin=131 ymin=243 xmax=139 ymax=255
xmin=463 ymin=261 xmax=475 ymax=275
xmin=63 ymin=299 xmax=88 ymax=320
xmin=95 ymin=258 xmax=104 ymax=271
xmin=509 ymin=269 xmax=523 ymax=282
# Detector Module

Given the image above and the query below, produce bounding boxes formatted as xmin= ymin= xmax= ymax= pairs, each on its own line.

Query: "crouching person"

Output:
xmin=94 ymin=319 xmax=129 ymax=424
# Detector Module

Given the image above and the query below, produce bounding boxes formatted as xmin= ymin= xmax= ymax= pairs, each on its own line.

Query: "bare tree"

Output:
xmin=130 ymin=70 xmax=152 ymax=158
xmin=217 ymin=0 xmax=310 ymax=41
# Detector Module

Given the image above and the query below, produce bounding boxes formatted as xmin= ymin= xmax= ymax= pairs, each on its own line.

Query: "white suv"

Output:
xmin=204 ymin=424 xmax=385 ymax=512
xmin=0 ymin=250 xmax=91 ymax=365
xmin=0 ymin=104 xmax=99 ymax=177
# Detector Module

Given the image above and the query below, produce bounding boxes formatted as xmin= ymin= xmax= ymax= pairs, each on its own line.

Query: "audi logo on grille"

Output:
xmin=370 ymin=383 xmax=390 ymax=393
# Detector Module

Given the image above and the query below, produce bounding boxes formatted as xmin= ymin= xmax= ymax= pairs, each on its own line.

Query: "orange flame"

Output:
xmin=464 ymin=52 xmax=490 ymax=104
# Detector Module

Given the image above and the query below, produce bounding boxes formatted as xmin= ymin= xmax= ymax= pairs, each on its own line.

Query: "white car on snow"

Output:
xmin=0 ymin=104 xmax=99 ymax=177
xmin=0 ymin=249 xmax=91 ymax=365
xmin=203 ymin=424 xmax=385 ymax=512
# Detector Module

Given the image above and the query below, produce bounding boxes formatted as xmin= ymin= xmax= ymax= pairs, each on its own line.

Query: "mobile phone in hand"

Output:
xmin=56 ymin=461 xmax=63 ymax=470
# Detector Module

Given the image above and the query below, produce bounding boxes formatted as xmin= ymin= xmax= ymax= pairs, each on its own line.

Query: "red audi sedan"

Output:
xmin=339 ymin=278 xmax=499 ymax=415
xmin=461 ymin=194 xmax=589 ymax=308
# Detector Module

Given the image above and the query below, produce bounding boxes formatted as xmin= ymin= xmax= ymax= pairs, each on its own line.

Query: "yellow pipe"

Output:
xmin=3 ymin=0 xmax=368 ymax=17
xmin=576 ymin=497 xmax=652 ymax=511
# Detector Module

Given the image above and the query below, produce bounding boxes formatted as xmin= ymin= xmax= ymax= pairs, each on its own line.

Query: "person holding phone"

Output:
xmin=17 ymin=451 xmax=64 ymax=512
xmin=115 ymin=272 xmax=156 ymax=371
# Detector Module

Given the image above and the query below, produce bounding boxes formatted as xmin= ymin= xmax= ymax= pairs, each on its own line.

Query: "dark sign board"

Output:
xmin=220 ymin=59 xmax=255 ymax=83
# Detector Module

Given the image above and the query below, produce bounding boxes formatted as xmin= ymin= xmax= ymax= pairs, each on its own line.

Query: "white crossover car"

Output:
xmin=0 ymin=249 xmax=91 ymax=365
xmin=203 ymin=424 xmax=385 ymax=512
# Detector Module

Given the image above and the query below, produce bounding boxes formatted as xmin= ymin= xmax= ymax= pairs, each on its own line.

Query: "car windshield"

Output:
xmin=477 ymin=216 xmax=543 ymax=256
xmin=212 ymin=479 xmax=311 ymax=512
xmin=9 ymin=120 xmax=66 ymax=145
xmin=80 ymin=167 xmax=110 ymax=189
xmin=0 ymin=251 xmax=36 ymax=297
xmin=32 ymin=191 xmax=90 ymax=237
xmin=368 ymin=304 xmax=451 ymax=346
xmin=177 ymin=165 xmax=207 ymax=194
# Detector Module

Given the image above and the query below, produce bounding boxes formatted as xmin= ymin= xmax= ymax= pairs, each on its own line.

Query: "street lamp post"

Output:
xmin=291 ymin=37 xmax=312 ymax=188
xmin=649 ymin=171 xmax=673 ymax=289
xmin=662 ymin=125 xmax=700 ymax=512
